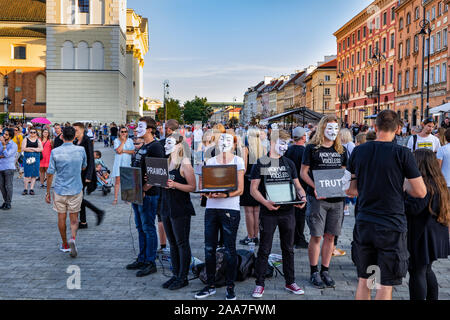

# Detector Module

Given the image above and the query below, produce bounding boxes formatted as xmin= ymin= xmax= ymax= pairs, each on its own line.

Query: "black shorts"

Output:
xmin=351 ymin=221 xmax=409 ymax=286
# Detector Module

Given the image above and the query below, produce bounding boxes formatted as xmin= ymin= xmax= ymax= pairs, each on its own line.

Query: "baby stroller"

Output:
xmin=96 ymin=168 xmax=113 ymax=196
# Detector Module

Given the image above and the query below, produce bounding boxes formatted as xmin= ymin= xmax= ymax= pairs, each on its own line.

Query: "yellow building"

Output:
xmin=0 ymin=0 xmax=47 ymax=119
xmin=304 ymin=59 xmax=337 ymax=115
xmin=126 ymin=9 xmax=149 ymax=120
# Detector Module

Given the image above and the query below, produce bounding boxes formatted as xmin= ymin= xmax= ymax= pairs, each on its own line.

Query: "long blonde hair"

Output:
xmin=308 ymin=115 xmax=344 ymax=154
xmin=167 ymin=134 xmax=190 ymax=170
xmin=247 ymin=128 xmax=266 ymax=165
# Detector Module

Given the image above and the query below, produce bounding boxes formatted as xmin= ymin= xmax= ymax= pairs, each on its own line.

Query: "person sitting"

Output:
xmin=96 ymin=164 xmax=112 ymax=196
xmin=94 ymin=151 xmax=110 ymax=173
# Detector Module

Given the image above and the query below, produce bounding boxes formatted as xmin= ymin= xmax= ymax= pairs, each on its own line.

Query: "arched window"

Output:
xmin=91 ymin=41 xmax=104 ymax=70
xmin=77 ymin=41 xmax=89 ymax=69
xmin=406 ymin=13 xmax=411 ymax=25
xmin=35 ymin=74 xmax=46 ymax=103
xmin=61 ymin=41 xmax=75 ymax=69
xmin=415 ymin=7 xmax=420 ymax=20
xmin=399 ymin=18 xmax=404 ymax=29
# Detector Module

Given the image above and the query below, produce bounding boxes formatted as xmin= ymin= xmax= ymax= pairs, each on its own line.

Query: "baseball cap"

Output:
xmin=293 ymin=127 xmax=306 ymax=139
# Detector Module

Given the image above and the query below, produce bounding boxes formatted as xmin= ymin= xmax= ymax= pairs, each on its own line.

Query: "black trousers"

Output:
xmin=409 ymin=263 xmax=439 ymax=300
xmin=293 ymin=206 xmax=307 ymax=245
xmin=0 ymin=169 xmax=14 ymax=205
xmin=79 ymin=187 xmax=102 ymax=223
xmin=255 ymin=212 xmax=295 ymax=287
xmin=162 ymin=215 xmax=192 ymax=281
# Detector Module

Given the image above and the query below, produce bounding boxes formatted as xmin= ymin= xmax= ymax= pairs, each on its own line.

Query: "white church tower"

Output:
xmin=46 ymin=0 xmax=128 ymax=123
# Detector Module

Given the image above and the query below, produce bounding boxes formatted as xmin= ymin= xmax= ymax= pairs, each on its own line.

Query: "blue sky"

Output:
xmin=127 ymin=0 xmax=373 ymax=103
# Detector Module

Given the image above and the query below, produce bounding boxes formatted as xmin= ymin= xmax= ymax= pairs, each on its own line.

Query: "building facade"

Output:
xmin=334 ymin=0 xmax=397 ymax=125
xmin=126 ymin=9 xmax=148 ymax=120
xmin=0 ymin=0 xmax=47 ymax=121
xmin=395 ymin=0 xmax=449 ymax=125
xmin=304 ymin=59 xmax=337 ymax=115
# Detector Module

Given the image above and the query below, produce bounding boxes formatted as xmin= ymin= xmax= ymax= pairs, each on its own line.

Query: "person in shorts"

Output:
xmin=346 ymin=110 xmax=427 ymax=300
xmin=45 ymin=126 xmax=87 ymax=258
xmin=300 ymin=115 xmax=347 ymax=289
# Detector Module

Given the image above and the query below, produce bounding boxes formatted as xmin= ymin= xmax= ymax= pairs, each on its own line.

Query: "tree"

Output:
xmin=182 ymin=96 xmax=212 ymax=124
xmin=165 ymin=98 xmax=182 ymax=123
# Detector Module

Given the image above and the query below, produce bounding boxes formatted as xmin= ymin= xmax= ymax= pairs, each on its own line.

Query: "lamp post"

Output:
xmin=371 ymin=48 xmax=386 ymax=115
xmin=319 ymin=79 xmax=325 ymax=115
xmin=419 ymin=8 xmax=431 ymax=122
xmin=3 ymin=75 xmax=11 ymax=123
xmin=21 ymin=98 xmax=26 ymax=122
xmin=163 ymin=80 xmax=169 ymax=122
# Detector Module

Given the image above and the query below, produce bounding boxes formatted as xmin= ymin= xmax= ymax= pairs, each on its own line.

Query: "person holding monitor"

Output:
xmin=249 ymin=129 xmax=307 ymax=299
xmin=194 ymin=131 xmax=244 ymax=301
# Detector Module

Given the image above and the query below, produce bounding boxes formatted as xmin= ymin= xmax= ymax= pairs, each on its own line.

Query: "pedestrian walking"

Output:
xmin=39 ymin=129 xmax=52 ymax=189
xmin=407 ymin=118 xmax=441 ymax=152
xmin=437 ymin=128 xmax=450 ymax=193
xmin=21 ymin=127 xmax=43 ymax=195
xmin=0 ymin=128 xmax=18 ymax=210
xmin=45 ymin=126 xmax=87 ymax=257
xmin=12 ymin=126 xmax=23 ymax=179
xmin=73 ymin=122 xmax=105 ymax=229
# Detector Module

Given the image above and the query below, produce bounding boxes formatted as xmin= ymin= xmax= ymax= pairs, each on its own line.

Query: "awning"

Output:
xmin=429 ymin=102 xmax=450 ymax=115
xmin=260 ymin=107 xmax=324 ymax=125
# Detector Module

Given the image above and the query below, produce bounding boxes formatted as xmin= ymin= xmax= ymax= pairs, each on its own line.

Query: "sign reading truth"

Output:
xmin=145 ymin=157 xmax=169 ymax=187
xmin=312 ymin=169 xmax=346 ymax=199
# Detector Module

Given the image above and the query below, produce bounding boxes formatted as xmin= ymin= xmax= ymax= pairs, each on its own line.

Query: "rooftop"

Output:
xmin=0 ymin=0 xmax=46 ymax=23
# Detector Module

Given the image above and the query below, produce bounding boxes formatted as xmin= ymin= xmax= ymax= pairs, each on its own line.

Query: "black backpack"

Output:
xmin=198 ymin=249 xmax=228 ymax=288
xmin=236 ymin=250 xmax=256 ymax=282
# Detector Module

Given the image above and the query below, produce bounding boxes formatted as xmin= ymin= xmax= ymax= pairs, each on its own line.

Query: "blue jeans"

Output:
xmin=204 ymin=209 xmax=240 ymax=287
xmin=132 ymin=195 xmax=159 ymax=264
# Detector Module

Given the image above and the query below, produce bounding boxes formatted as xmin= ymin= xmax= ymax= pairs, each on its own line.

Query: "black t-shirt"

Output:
xmin=110 ymin=127 xmax=118 ymax=137
xmin=352 ymin=126 xmax=360 ymax=136
xmin=285 ymin=144 xmax=307 ymax=190
xmin=250 ymin=155 xmax=298 ymax=215
xmin=53 ymin=134 xmax=64 ymax=149
xmin=301 ymin=144 xmax=347 ymax=203
xmin=348 ymin=141 xmax=421 ymax=232
xmin=132 ymin=140 xmax=165 ymax=197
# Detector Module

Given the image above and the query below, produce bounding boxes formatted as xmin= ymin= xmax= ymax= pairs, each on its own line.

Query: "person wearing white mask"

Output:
xmin=194 ymin=131 xmax=245 ymax=301
xmin=300 ymin=115 xmax=348 ymax=290
xmin=250 ymin=129 xmax=307 ymax=299
xmin=125 ymin=117 xmax=165 ymax=278
xmin=159 ymin=134 xmax=196 ymax=291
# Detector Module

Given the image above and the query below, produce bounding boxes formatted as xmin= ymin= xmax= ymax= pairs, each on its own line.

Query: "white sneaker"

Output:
xmin=59 ymin=244 xmax=70 ymax=253
xmin=68 ymin=238 xmax=77 ymax=258
xmin=252 ymin=286 xmax=264 ymax=298
xmin=285 ymin=283 xmax=305 ymax=295
xmin=344 ymin=209 xmax=350 ymax=216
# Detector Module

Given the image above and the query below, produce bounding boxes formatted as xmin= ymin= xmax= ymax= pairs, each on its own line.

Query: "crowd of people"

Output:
xmin=0 ymin=113 xmax=449 ymax=300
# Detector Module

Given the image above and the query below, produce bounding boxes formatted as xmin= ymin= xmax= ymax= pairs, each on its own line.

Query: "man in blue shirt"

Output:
xmin=0 ymin=128 xmax=18 ymax=210
xmin=45 ymin=126 xmax=87 ymax=258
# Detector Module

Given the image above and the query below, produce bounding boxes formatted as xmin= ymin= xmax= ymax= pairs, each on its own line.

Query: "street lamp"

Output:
xmin=419 ymin=8 xmax=431 ymax=121
xmin=3 ymin=75 xmax=11 ymax=123
xmin=319 ymin=79 xmax=325 ymax=115
xmin=21 ymin=98 xmax=26 ymax=122
xmin=371 ymin=48 xmax=386 ymax=115
xmin=336 ymin=72 xmax=345 ymax=125
xmin=163 ymin=80 xmax=170 ymax=122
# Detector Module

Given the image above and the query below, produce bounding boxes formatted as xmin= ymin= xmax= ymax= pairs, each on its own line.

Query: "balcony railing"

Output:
xmin=366 ymin=86 xmax=380 ymax=98
xmin=338 ymin=93 xmax=350 ymax=104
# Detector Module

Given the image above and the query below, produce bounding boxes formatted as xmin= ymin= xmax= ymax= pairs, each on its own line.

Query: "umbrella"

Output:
xmin=31 ymin=117 xmax=51 ymax=125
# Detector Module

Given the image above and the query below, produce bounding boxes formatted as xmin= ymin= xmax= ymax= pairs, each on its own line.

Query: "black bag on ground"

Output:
xmin=236 ymin=249 xmax=256 ymax=282
xmin=198 ymin=249 xmax=228 ymax=288
xmin=251 ymin=263 xmax=274 ymax=279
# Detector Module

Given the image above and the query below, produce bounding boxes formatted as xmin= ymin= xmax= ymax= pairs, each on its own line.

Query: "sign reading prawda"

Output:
xmin=312 ymin=169 xmax=346 ymax=198
xmin=145 ymin=157 xmax=169 ymax=187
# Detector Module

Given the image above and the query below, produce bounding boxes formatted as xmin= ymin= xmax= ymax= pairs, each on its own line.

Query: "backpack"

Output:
xmin=198 ymin=249 xmax=228 ymax=288
xmin=236 ymin=250 xmax=256 ymax=282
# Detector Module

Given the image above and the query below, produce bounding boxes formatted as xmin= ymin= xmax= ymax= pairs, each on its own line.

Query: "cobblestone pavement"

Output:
xmin=0 ymin=142 xmax=449 ymax=300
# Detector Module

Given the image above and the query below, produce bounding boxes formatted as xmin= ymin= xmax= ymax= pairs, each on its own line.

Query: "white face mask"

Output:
xmin=136 ymin=121 xmax=147 ymax=138
xmin=218 ymin=134 xmax=234 ymax=153
xmin=324 ymin=123 xmax=339 ymax=141
xmin=275 ymin=139 xmax=289 ymax=156
xmin=165 ymin=137 xmax=177 ymax=155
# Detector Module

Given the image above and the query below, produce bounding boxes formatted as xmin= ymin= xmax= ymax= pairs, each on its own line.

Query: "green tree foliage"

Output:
xmin=165 ymin=98 xmax=182 ymax=123
xmin=182 ymin=96 xmax=212 ymax=124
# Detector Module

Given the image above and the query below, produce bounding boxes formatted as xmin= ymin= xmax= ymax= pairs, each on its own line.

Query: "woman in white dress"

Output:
xmin=112 ymin=127 xmax=135 ymax=204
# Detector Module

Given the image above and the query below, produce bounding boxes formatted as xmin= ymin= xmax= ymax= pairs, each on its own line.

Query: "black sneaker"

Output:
xmin=0 ymin=203 xmax=6 ymax=210
xmin=194 ymin=286 xmax=216 ymax=299
xmin=162 ymin=276 xmax=177 ymax=289
xmin=168 ymin=278 xmax=189 ymax=290
xmin=320 ymin=271 xmax=336 ymax=288
xmin=239 ymin=236 xmax=251 ymax=245
xmin=136 ymin=262 xmax=157 ymax=277
xmin=96 ymin=210 xmax=105 ymax=226
xmin=253 ymin=238 xmax=259 ymax=246
xmin=226 ymin=286 xmax=236 ymax=300
xmin=126 ymin=259 xmax=146 ymax=270
xmin=310 ymin=272 xmax=326 ymax=289
xmin=78 ymin=222 xmax=88 ymax=229
xmin=3 ymin=204 xmax=11 ymax=210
